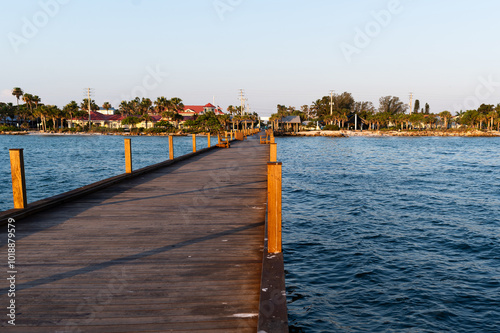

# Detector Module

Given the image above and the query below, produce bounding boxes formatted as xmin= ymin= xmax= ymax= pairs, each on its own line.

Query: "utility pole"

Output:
xmin=239 ymin=89 xmax=245 ymax=115
xmin=84 ymin=88 xmax=94 ymax=129
xmin=409 ymin=92 xmax=413 ymax=114
xmin=330 ymin=90 xmax=334 ymax=116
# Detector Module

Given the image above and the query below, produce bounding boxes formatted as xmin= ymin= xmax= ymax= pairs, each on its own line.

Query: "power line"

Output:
xmin=83 ymin=88 xmax=94 ymax=128
xmin=239 ymin=89 xmax=247 ymax=115
xmin=409 ymin=92 xmax=413 ymax=114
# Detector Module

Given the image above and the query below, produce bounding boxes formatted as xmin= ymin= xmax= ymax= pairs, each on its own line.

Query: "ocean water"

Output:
xmin=1 ymin=134 xmax=499 ymax=332
xmin=0 ymin=134 xmax=208 ymax=211
xmin=280 ymin=136 xmax=500 ymax=332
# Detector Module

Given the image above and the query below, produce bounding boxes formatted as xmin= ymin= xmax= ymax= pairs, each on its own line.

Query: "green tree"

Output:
xmin=424 ymin=114 xmax=436 ymax=129
xmin=154 ymin=96 xmax=169 ymax=114
xmin=22 ymin=93 xmax=34 ymax=113
xmin=0 ymin=103 xmax=15 ymax=125
xmin=413 ymin=99 xmax=420 ymax=114
xmin=32 ymin=95 xmax=41 ymax=109
xmin=102 ymin=102 xmax=112 ymax=112
xmin=439 ymin=111 xmax=452 ymax=129
xmin=121 ymin=116 xmax=141 ymax=129
xmin=81 ymin=98 xmax=99 ymax=112
xmin=12 ymin=87 xmax=23 ymax=106
xmin=378 ymin=96 xmax=408 ymax=115
xmin=487 ymin=111 xmax=497 ymax=130
xmin=169 ymin=97 xmax=184 ymax=113
xmin=139 ymin=98 xmax=153 ymax=128
xmin=409 ymin=113 xmax=424 ymax=129
xmin=63 ymin=101 xmax=79 ymax=129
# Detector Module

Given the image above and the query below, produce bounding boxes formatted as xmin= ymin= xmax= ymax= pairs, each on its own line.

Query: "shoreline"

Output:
xmin=2 ymin=130 xmax=500 ymax=138
xmin=0 ymin=131 xmax=203 ymax=137
xmin=282 ymin=130 xmax=500 ymax=138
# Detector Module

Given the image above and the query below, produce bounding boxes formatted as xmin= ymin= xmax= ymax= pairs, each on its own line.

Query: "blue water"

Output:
xmin=0 ymin=134 xmax=209 ymax=211
xmin=2 ymin=135 xmax=499 ymax=332
xmin=280 ymin=137 xmax=500 ymax=332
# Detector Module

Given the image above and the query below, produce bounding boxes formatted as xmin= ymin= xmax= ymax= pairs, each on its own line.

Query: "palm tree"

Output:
xmin=22 ymin=93 xmax=34 ymax=113
xmin=81 ymin=98 xmax=99 ymax=112
xmin=102 ymin=102 xmax=112 ymax=112
xmin=154 ymin=96 xmax=169 ymax=115
xmin=227 ymin=105 xmax=236 ymax=116
xmin=119 ymin=100 xmax=132 ymax=116
xmin=139 ymin=98 xmax=152 ymax=128
xmin=424 ymin=114 xmax=436 ymax=129
xmin=217 ymin=114 xmax=231 ymax=130
xmin=46 ymin=105 xmax=62 ymax=130
xmin=12 ymin=87 xmax=23 ymax=106
xmin=63 ymin=101 xmax=79 ymax=129
xmin=439 ymin=111 xmax=452 ymax=129
xmin=496 ymin=105 xmax=500 ymax=131
xmin=478 ymin=113 xmax=488 ymax=130
xmin=487 ymin=111 xmax=497 ymax=131
xmin=37 ymin=105 xmax=49 ymax=131
xmin=32 ymin=95 xmax=41 ymax=108
xmin=169 ymin=97 xmax=184 ymax=113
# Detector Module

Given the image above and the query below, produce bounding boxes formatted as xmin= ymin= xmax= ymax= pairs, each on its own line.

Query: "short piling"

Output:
xmin=125 ymin=139 xmax=132 ymax=173
xmin=267 ymin=162 xmax=282 ymax=253
xmin=9 ymin=149 xmax=27 ymax=209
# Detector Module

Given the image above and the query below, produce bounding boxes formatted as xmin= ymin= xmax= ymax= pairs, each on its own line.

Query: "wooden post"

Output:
xmin=230 ymin=131 xmax=234 ymax=140
xmin=9 ymin=149 xmax=27 ymax=209
xmin=169 ymin=135 xmax=174 ymax=160
xmin=270 ymin=143 xmax=277 ymax=162
xmin=124 ymin=139 xmax=132 ymax=173
xmin=267 ymin=162 xmax=282 ymax=253
xmin=192 ymin=134 xmax=196 ymax=153
xmin=207 ymin=134 xmax=211 ymax=147
xmin=270 ymin=135 xmax=275 ymax=144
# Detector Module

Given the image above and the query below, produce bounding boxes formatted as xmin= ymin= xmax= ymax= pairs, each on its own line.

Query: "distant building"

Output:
xmin=180 ymin=103 xmax=224 ymax=117
xmin=99 ymin=107 xmax=116 ymax=115
xmin=277 ymin=115 xmax=302 ymax=132
xmin=71 ymin=111 xmax=161 ymax=129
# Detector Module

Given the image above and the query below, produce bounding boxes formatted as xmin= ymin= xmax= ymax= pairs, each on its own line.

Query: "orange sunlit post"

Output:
xmin=169 ymin=135 xmax=174 ymax=160
xmin=125 ymin=139 xmax=132 ymax=173
xmin=9 ymin=149 xmax=27 ymax=209
xmin=267 ymin=162 xmax=282 ymax=253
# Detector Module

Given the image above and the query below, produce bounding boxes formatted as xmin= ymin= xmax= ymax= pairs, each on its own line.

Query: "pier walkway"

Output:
xmin=1 ymin=135 xmax=272 ymax=332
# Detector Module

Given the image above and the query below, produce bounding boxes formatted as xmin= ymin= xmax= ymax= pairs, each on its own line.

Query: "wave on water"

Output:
xmin=281 ymin=136 xmax=500 ymax=332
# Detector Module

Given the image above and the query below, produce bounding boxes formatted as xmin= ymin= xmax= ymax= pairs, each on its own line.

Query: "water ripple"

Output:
xmin=281 ymin=137 xmax=500 ymax=332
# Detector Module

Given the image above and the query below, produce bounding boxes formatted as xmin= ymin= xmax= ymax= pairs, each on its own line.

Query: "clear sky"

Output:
xmin=1 ymin=0 xmax=500 ymax=116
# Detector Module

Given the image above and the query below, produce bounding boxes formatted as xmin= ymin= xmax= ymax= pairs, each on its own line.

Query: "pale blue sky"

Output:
xmin=1 ymin=0 xmax=500 ymax=116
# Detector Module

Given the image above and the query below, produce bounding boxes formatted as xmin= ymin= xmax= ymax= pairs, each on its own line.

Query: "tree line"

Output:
xmin=271 ymin=92 xmax=500 ymax=131
xmin=0 ymin=87 xmax=253 ymax=133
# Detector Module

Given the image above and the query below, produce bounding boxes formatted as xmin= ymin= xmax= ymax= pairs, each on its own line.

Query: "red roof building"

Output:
xmin=181 ymin=103 xmax=224 ymax=116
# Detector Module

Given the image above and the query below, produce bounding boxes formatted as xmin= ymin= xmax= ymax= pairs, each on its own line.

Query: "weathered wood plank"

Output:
xmin=0 ymin=135 xmax=272 ymax=332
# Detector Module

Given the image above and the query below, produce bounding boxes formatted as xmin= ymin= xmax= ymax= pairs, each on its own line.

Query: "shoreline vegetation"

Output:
xmin=2 ymin=129 xmax=500 ymax=137
xmin=292 ymin=129 xmax=500 ymax=137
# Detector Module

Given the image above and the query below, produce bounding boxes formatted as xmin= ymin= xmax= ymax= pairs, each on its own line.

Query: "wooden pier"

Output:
xmin=0 ymin=133 xmax=287 ymax=332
